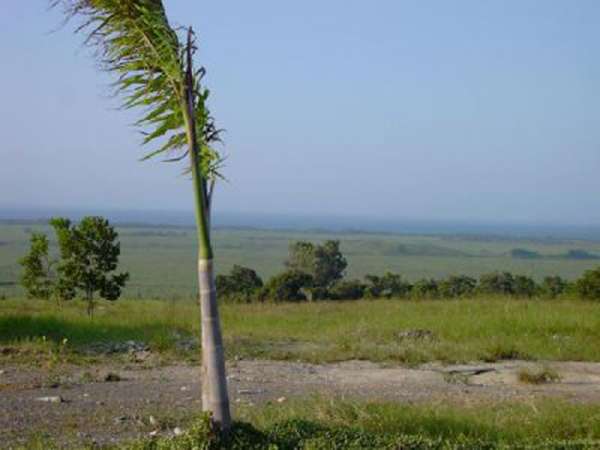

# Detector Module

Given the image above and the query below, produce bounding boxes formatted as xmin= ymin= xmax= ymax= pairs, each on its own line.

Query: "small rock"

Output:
xmin=277 ymin=396 xmax=287 ymax=403
xmin=36 ymin=396 xmax=63 ymax=403
xmin=149 ymin=430 xmax=159 ymax=437
xmin=0 ymin=370 xmax=5 ymax=375
xmin=148 ymin=415 xmax=158 ymax=426
xmin=180 ymin=386 xmax=189 ymax=392
xmin=238 ymin=389 xmax=264 ymax=395
xmin=173 ymin=427 xmax=183 ymax=436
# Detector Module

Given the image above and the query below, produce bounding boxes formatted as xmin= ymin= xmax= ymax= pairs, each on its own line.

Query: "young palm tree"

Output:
xmin=51 ymin=0 xmax=231 ymax=429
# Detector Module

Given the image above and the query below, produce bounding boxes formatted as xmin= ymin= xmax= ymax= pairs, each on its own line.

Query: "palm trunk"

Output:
xmin=184 ymin=28 xmax=231 ymax=431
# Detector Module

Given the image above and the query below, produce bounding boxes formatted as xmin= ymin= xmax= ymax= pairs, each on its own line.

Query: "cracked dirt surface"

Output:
xmin=1 ymin=359 xmax=600 ymax=448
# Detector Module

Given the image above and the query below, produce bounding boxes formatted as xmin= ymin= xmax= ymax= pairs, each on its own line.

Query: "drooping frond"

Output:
xmin=51 ymin=0 xmax=224 ymax=180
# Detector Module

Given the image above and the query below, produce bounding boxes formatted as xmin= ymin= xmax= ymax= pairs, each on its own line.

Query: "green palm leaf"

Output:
xmin=51 ymin=0 xmax=224 ymax=180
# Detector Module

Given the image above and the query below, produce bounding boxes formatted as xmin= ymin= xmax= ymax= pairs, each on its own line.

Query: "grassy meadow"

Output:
xmin=1 ymin=297 xmax=599 ymax=365
xmin=2 ymin=222 xmax=600 ymax=299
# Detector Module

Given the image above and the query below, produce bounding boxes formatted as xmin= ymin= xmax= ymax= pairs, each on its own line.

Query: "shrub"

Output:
xmin=513 ymin=275 xmax=538 ymax=298
xmin=438 ymin=275 xmax=477 ymax=298
xmin=540 ymin=276 xmax=568 ymax=298
xmin=364 ymin=272 xmax=411 ymax=299
xmin=478 ymin=272 xmax=516 ymax=296
xmin=574 ymin=267 xmax=600 ymax=300
xmin=411 ymin=279 xmax=439 ymax=299
xmin=518 ymin=366 xmax=561 ymax=384
xmin=260 ymin=270 xmax=313 ymax=302
xmin=328 ymin=280 xmax=365 ymax=300
xmin=216 ymin=265 xmax=263 ymax=302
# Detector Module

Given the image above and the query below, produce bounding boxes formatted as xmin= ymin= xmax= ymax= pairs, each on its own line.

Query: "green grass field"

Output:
xmin=23 ymin=399 xmax=600 ymax=449
xmin=2 ymin=222 xmax=600 ymax=299
xmin=2 ymin=297 xmax=599 ymax=365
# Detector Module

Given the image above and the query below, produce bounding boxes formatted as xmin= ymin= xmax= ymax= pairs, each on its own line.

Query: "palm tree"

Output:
xmin=51 ymin=0 xmax=231 ymax=429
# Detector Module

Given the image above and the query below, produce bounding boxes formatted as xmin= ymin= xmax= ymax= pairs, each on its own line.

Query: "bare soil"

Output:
xmin=1 ymin=359 xmax=600 ymax=448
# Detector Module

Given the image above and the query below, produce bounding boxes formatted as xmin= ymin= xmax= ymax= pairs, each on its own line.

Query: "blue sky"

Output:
xmin=1 ymin=1 xmax=599 ymax=225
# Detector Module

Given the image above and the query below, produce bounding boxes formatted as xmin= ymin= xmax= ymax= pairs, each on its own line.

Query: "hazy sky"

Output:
xmin=1 ymin=1 xmax=599 ymax=225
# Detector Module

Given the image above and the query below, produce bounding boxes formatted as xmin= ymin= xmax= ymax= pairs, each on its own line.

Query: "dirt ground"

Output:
xmin=1 ymin=359 xmax=600 ymax=448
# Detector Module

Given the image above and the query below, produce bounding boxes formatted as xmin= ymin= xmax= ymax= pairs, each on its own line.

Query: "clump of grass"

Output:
xmin=119 ymin=399 xmax=600 ymax=449
xmin=482 ymin=343 xmax=530 ymax=362
xmin=518 ymin=366 xmax=561 ymax=384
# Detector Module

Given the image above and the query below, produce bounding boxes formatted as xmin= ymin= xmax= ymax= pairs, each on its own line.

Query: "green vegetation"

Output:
xmin=19 ymin=217 xmax=129 ymax=313
xmin=19 ymin=233 xmax=54 ymax=300
xmin=1 ymin=298 xmax=599 ymax=365
xmin=5 ymin=223 xmax=600 ymax=300
xmin=518 ymin=366 xmax=561 ymax=385
xmin=20 ymin=399 xmax=600 ymax=449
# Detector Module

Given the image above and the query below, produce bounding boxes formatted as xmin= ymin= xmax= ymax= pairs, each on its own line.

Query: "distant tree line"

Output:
xmin=510 ymin=248 xmax=598 ymax=260
xmin=217 ymin=240 xmax=600 ymax=303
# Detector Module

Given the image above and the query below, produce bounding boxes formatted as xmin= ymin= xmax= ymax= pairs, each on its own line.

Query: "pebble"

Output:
xmin=180 ymin=386 xmax=189 ymax=391
xmin=173 ymin=427 xmax=183 ymax=436
xmin=238 ymin=389 xmax=264 ymax=395
xmin=36 ymin=396 xmax=63 ymax=403
xmin=149 ymin=415 xmax=158 ymax=426
xmin=277 ymin=396 xmax=287 ymax=403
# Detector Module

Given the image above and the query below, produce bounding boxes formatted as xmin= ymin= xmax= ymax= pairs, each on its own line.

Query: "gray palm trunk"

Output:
xmin=183 ymin=29 xmax=231 ymax=430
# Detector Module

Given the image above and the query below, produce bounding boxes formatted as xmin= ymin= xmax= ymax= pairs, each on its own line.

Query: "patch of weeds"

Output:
xmin=104 ymin=372 xmax=122 ymax=382
xmin=443 ymin=372 xmax=471 ymax=385
xmin=518 ymin=366 xmax=561 ymax=384
xmin=80 ymin=371 xmax=98 ymax=383
xmin=44 ymin=372 xmax=62 ymax=388
xmin=482 ymin=343 xmax=530 ymax=362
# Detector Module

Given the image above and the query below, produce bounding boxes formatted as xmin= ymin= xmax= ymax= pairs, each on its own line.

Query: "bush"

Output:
xmin=540 ymin=276 xmax=568 ymax=298
xmin=513 ymin=275 xmax=538 ymax=298
xmin=439 ymin=275 xmax=477 ymax=298
xmin=411 ymin=279 xmax=439 ymax=299
xmin=216 ymin=265 xmax=263 ymax=302
xmin=328 ymin=280 xmax=365 ymax=300
xmin=364 ymin=272 xmax=411 ymax=299
xmin=260 ymin=270 xmax=313 ymax=302
xmin=574 ymin=267 xmax=600 ymax=300
xmin=478 ymin=272 xmax=516 ymax=296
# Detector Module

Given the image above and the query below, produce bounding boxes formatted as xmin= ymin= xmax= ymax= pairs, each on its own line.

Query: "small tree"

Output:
xmin=574 ymin=267 xmax=600 ymax=300
xmin=50 ymin=217 xmax=129 ymax=315
xmin=286 ymin=240 xmax=347 ymax=288
xmin=19 ymin=233 xmax=55 ymax=300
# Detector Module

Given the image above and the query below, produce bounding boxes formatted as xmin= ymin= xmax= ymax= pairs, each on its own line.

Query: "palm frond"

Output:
xmin=51 ymin=0 xmax=224 ymax=179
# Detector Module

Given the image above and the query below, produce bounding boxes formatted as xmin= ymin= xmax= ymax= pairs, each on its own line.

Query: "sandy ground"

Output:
xmin=1 ymin=359 xmax=600 ymax=448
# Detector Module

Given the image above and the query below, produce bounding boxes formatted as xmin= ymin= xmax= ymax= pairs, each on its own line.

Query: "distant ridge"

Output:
xmin=2 ymin=207 xmax=600 ymax=241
